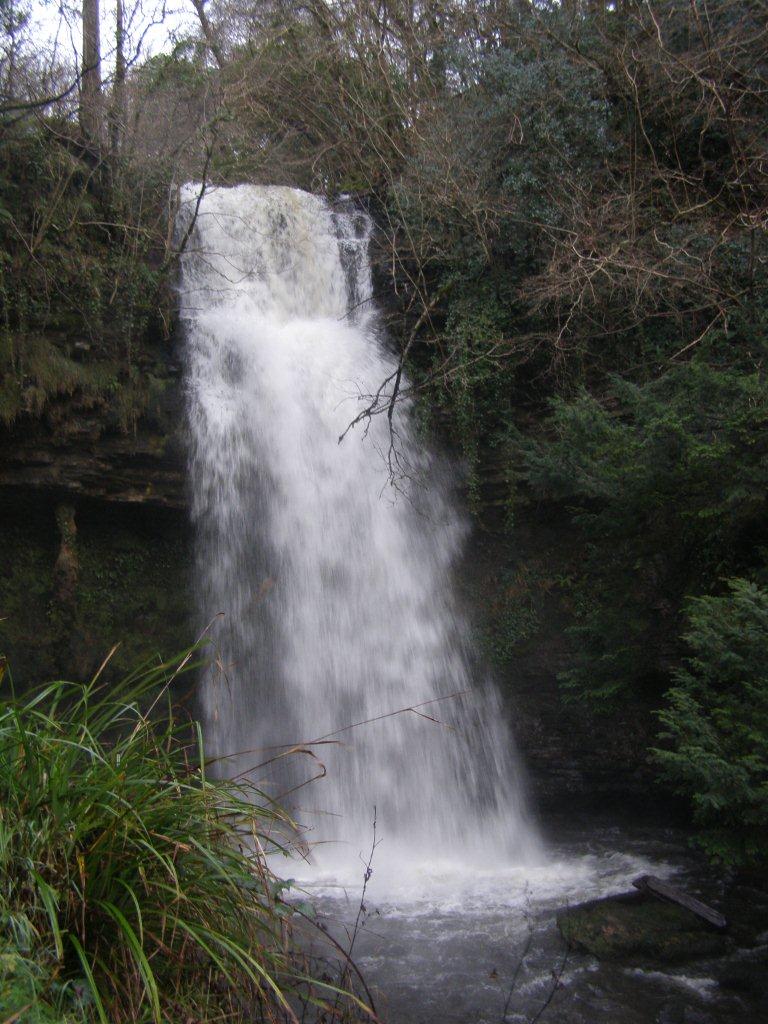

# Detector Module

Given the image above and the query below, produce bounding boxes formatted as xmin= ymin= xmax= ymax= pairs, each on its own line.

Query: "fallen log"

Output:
xmin=632 ymin=875 xmax=727 ymax=930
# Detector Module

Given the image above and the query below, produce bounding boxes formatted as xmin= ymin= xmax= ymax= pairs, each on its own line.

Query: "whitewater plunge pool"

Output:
xmin=291 ymin=811 xmax=767 ymax=1024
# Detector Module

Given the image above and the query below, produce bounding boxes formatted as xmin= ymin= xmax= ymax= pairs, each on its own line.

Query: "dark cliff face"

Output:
xmin=0 ymin=358 xmax=654 ymax=805
xmin=0 ymin=364 xmax=194 ymax=686
xmin=461 ymin=505 xmax=659 ymax=813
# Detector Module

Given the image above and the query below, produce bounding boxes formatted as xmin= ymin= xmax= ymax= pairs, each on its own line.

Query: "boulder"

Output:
xmin=557 ymin=891 xmax=732 ymax=964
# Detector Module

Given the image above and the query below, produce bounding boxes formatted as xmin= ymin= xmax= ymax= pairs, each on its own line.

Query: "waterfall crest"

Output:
xmin=178 ymin=183 xmax=540 ymax=875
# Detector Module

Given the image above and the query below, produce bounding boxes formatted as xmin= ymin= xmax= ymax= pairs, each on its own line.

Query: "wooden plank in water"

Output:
xmin=632 ymin=874 xmax=727 ymax=929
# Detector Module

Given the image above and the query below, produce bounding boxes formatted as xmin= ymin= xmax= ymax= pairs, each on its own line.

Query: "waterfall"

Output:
xmin=178 ymin=184 xmax=540 ymax=876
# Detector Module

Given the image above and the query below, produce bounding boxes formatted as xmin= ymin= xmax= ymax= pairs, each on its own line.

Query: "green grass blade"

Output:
xmin=30 ymin=871 xmax=63 ymax=961
xmin=97 ymin=899 xmax=161 ymax=1023
xmin=69 ymin=935 xmax=109 ymax=1024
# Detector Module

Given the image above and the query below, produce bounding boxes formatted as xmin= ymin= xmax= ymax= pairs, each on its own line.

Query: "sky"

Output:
xmin=30 ymin=0 xmax=193 ymax=76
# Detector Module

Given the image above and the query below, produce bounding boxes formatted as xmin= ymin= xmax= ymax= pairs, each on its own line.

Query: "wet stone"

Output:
xmin=719 ymin=955 xmax=768 ymax=1011
xmin=557 ymin=892 xmax=732 ymax=965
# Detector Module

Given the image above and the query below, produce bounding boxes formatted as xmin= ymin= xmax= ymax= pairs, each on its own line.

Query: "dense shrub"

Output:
xmin=653 ymin=580 xmax=768 ymax=866
xmin=516 ymin=358 xmax=768 ymax=704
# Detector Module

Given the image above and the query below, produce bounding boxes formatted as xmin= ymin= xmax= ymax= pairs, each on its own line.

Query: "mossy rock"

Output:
xmin=557 ymin=891 xmax=732 ymax=964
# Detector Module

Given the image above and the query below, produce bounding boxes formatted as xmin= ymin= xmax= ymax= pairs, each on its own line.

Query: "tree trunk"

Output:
xmin=80 ymin=0 xmax=103 ymax=145
xmin=191 ymin=0 xmax=225 ymax=69
xmin=109 ymin=0 xmax=126 ymax=154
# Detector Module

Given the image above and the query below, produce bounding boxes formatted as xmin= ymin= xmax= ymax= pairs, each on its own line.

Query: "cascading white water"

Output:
xmin=178 ymin=183 xmax=541 ymax=877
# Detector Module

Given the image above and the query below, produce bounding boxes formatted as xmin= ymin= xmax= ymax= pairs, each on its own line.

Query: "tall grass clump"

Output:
xmin=0 ymin=650 xmax=364 ymax=1023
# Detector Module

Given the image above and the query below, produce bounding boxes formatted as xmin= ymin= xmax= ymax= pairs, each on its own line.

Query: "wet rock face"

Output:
xmin=461 ymin=510 xmax=658 ymax=810
xmin=53 ymin=503 xmax=78 ymax=609
xmin=557 ymin=892 xmax=732 ymax=965
xmin=0 ymin=374 xmax=186 ymax=510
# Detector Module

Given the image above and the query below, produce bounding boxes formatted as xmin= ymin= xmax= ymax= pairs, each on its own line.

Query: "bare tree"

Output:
xmin=109 ymin=0 xmax=127 ymax=153
xmin=80 ymin=0 xmax=103 ymax=144
xmin=191 ymin=0 xmax=225 ymax=68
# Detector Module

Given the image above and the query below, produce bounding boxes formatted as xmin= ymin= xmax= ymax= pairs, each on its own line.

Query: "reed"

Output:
xmin=0 ymin=650 xmax=365 ymax=1023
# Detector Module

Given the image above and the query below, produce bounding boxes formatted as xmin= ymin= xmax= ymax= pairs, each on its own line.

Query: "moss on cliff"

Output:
xmin=0 ymin=497 xmax=192 ymax=685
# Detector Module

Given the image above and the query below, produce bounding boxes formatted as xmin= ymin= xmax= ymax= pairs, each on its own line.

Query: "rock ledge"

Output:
xmin=557 ymin=891 xmax=732 ymax=964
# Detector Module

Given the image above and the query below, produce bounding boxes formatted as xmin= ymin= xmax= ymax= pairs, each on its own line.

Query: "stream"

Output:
xmin=293 ymin=811 xmax=767 ymax=1024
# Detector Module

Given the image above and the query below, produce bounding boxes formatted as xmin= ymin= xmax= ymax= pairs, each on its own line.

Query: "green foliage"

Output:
xmin=0 ymin=938 xmax=90 ymax=1022
xmin=0 ymin=653 xmax=364 ymax=1022
xmin=378 ymin=2 xmax=765 ymax=857
xmin=392 ymin=25 xmax=612 ymax=482
xmin=516 ymin=358 xmax=768 ymax=704
xmin=430 ymin=275 xmax=521 ymax=502
xmin=475 ymin=43 xmax=608 ymax=227
xmin=136 ymin=49 xmax=211 ymax=93
xmin=0 ymin=120 xmax=171 ymax=430
xmin=0 ymin=336 xmax=121 ymax=426
xmin=396 ymin=25 xmax=608 ymax=258
xmin=481 ymin=567 xmax=542 ymax=666
xmin=653 ymin=580 xmax=768 ymax=866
